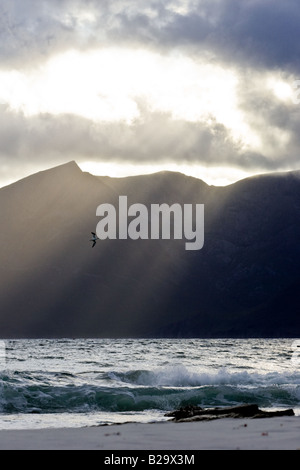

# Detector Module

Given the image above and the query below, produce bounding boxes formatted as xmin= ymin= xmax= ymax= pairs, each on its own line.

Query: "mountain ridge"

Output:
xmin=0 ymin=161 xmax=299 ymax=338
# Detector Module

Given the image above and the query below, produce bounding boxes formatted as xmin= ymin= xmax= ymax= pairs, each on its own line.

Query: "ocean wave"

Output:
xmin=0 ymin=381 xmax=298 ymax=414
xmin=108 ymin=364 xmax=300 ymax=388
xmin=0 ymin=366 xmax=299 ymax=415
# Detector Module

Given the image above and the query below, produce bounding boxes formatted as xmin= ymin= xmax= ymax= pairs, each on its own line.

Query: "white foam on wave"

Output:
xmin=113 ymin=364 xmax=300 ymax=388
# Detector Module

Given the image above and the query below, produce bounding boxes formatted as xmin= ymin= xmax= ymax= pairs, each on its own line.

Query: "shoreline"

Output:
xmin=0 ymin=416 xmax=299 ymax=450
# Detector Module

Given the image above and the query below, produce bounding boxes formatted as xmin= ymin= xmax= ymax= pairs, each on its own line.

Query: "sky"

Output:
xmin=0 ymin=0 xmax=300 ymax=188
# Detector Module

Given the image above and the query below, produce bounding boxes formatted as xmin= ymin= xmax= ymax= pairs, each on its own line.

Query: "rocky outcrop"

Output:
xmin=165 ymin=404 xmax=295 ymax=422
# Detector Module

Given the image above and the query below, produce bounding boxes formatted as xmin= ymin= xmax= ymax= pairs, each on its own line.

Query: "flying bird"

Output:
xmin=90 ymin=232 xmax=99 ymax=247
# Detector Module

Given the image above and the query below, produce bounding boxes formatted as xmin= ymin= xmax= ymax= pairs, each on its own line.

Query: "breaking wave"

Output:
xmin=0 ymin=365 xmax=299 ymax=415
xmin=108 ymin=364 xmax=300 ymax=387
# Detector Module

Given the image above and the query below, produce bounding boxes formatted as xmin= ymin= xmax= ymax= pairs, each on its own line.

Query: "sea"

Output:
xmin=0 ymin=338 xmax=299 ymax=430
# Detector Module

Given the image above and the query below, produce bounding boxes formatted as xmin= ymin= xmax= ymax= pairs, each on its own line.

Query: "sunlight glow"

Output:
xmin=0 ymin=47 xmax=257 ymax=146
xmin=79 ymin=161 xmax=254 ymax=186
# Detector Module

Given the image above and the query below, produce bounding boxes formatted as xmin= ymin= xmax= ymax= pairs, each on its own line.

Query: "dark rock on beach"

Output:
xmin=165 ymin=404 xmax=295 ymax=422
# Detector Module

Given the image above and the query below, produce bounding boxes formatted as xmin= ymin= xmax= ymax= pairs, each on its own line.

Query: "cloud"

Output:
xmin=1 ymin=0 xmax=300 ymax=186
xmin=0 ymin=98 xmax=297 ymax=179
xmin=0 ymin=104 xmax=233 ymax=165
xmin=0 ymin=0 xmax=102 ymax=68
xmin=1 ymin=0 xmax=300 ymax=71
xmin=111 ymin=0 xmax=293 ymax=77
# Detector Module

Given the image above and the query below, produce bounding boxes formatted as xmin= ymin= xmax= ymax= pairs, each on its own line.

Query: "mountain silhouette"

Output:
xmin=0 ymin=161 xmax=299 ymax=338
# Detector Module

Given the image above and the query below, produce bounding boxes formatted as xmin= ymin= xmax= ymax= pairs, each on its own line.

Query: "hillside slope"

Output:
xmin=0 ymin=161 xmax=299 ymax=338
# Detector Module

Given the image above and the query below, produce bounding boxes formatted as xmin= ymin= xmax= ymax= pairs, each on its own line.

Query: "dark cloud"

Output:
xmin=2 ymin=0 xmax=300 ymax=71
xmin=103 ymin=0 xmax=300 ymax=72
xmin=212 ymin=0 xmax=300 ymax=71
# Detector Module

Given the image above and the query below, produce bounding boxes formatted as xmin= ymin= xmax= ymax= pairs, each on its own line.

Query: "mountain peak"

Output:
xmin=63 ymin=160 xmax=81 ymax=170
xmin=44 ymin=160 xmax=82 ymax=174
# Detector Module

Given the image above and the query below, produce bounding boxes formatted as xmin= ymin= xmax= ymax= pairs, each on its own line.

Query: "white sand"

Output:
xmin=0 ymin=417 xmax=299 ymax=450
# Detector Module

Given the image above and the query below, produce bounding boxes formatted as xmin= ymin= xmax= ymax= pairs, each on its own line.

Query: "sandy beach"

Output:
xmin=0 ymin=417 xmax=299 ymax=450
